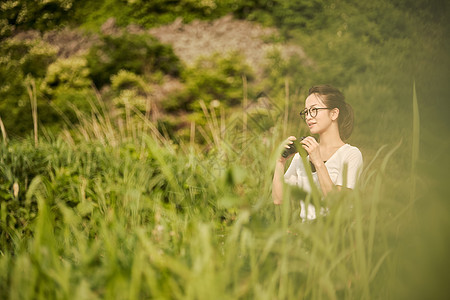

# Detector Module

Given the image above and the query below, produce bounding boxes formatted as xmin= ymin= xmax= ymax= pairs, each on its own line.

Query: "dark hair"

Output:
xmin=308 ymin=84 xmax=354 ymax=140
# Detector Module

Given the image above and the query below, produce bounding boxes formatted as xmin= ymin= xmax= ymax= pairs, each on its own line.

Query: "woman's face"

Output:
xmin=304 ymin=93 xmax=336 ymax=135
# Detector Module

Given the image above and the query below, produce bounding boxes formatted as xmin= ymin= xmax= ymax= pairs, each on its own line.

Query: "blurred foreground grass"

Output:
xmin=0 ymin=85 xmax=449 ymax=300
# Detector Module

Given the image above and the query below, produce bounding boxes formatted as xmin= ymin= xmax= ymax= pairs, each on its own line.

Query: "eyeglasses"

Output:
xmin=299 ymin=107 xmax=333 ymax=120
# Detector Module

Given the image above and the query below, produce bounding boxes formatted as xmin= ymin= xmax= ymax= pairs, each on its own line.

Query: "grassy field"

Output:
xmin=1 ymin=1 xmax=449 ymax=299
xmin=1 ymin=84 xmax=448 ymax=299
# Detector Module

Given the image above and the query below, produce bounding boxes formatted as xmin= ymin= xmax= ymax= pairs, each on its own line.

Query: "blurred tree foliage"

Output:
xmin=0 ymin=0 xmax=328 ymax=33
xmin=0 ymin=0 xmax=447 ymax=143
xmin=159 ymin=52 xmax=255 ymax=141
xmin=165 ymin=52 xmax=254 ymax=112
xmin=40 ymin=56 xmax=95 ymax=125
xmin=1 ymin=0 xmax=446 ymax=35
xmin=0 ymin=0 xmax=75 ymax=35
xmin=0 ymin=39 xmax=58 ymax=137
xmin=111 ymin=70 xmax=150 ymax=117
xmin=234 ymin=0 xmax=328 ymax=34
xmin=118 ymin=0 xmax=238 ymax=27
xmin=68 ymin=0 xmax=239 ymax=30
xmin=85 ymin=33 xmax=181 ymax=88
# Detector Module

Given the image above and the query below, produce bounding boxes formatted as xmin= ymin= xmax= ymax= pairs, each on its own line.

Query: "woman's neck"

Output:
xmin=319 ymin=126 xmax=344 ymax=148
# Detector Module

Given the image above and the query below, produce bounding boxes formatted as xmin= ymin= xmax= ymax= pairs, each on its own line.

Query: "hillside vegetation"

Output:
xmin=1 ymin=0 xmax=449 ymax=299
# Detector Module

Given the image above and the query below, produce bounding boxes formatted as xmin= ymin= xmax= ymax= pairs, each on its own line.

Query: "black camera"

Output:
xmin=281 ymin=136 xmax=307 ymax=158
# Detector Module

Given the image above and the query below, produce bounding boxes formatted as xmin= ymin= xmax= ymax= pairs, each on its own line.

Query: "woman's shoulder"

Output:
xmin=343 ymin=143 xmax=361 ymax=153
xmin=341 ymin=144 xmax=363 ymax=159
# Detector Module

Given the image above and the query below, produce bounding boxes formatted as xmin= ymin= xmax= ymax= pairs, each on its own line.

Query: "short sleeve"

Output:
xmin=336 ymin=147 xmax=363 ymax=189
xmin=284 ymin=153 xmax=300 ymax=186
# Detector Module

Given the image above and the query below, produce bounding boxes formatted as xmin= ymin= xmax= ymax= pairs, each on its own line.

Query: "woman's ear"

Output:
xmin=331 ymin=108 xmax=339 ymax=121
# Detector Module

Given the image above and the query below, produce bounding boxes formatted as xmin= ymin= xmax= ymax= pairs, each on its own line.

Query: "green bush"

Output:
xmin=0 ymin=38 xmax=58 ymax=78
xmin=0 ymin=18 xmax=14 ymax=39
xmin=0 ymin=141 xmax=48 ymax=248
xmin=118 ymin=0 xmax=237 ymax=27
xmin=0 ymin=39 xmax=99 ymax=137
xmin=165 ymin=52 xmax=254 ymax=112
xmin=234 ymin=0 xmax=328 ymax=34
xmin=109 ymin=70 xmax=157 ymax=122
xmin=259 ymin=47 xmax=309 ymax=98
xmin=39 ymin=56 xmax=95 ymax=125
xmin=41 ymin=56 xmax=91 ymax=93
xmin=111 ymin=70 xmax=149 ymax=94
xmin=112 ymin=89 xmax=148 ymax=118
xmin=85 ymin=33 xmax=182 ymax=88
xmin=0 ymin=0 xmax=76 ymax=32
xmin=0 ymin=38 xmax=58 ymax=137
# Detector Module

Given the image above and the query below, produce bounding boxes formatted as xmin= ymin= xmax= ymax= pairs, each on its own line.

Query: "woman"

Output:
xmin=272 ymin=85 xmax=363 ymax=220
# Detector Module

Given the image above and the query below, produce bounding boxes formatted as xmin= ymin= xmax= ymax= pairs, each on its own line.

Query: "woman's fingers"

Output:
xmin=300 ymin=136 xmax=323 ymax=165
xmin=284 ymin=136 xmax=297 ymax=148
xmin=301 ymin=136 xmax=316 ymax=143
xmin=300 ymin=136 xmax=320 ymax=155
xmin=301 ymin=136 xmax=317 ymax=147
xmin=300 ymin=137 xmax=310 ymax=148
xmin=301 ymin=139 xmax=311 ymax=154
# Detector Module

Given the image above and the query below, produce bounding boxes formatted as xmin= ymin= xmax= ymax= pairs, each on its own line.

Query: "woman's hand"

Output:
xmin=300 ymin=136 xmax=323 ymax=167
xmin=273 ymin=136 xmax=297 ymax=205
xmin=279 ymin=136 xmax=297 ymax=162
xmin=300 ymin=136 xmax=338 ymax=196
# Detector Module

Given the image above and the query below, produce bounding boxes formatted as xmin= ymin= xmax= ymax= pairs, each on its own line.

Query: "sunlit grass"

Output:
xmin=0 ymin=87 xmax=442 ymax=299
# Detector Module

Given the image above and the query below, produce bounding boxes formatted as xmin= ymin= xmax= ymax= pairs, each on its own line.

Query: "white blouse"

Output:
xmin=284 ymin=143 xmax=363 ymax=220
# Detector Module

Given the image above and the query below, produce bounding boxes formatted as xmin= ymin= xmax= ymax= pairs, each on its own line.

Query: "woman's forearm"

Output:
xmin=314 ymin=162 xmax=336 ymax=196
xmin=272 ymin=160 xmax=286 ymax=205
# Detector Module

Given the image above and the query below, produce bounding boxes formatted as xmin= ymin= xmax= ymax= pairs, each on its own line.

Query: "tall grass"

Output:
xmin=0 ymin=86 xmax=439 ymax=299
xmin=26 ymin=79 xmax=39 ymax=148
